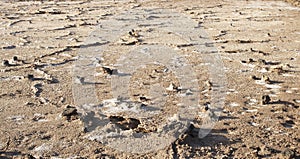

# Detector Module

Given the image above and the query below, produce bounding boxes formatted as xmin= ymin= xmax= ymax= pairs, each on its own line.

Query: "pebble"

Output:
xmin=62 ymin=105 xmax=78 ymax=117
xmin=39 ymin=97 xmax=48 ymax=104
xmin=75 ymin=76 xmax=85 ymax=84
xmin=119 ymin=30 xmax=140 ymax=45
xmin=205 ymin=80 xmax=212 ymax=91
xmin=261 ymin=95 xmax=271 ymax=105
xmin=293 ymin=99 xmax=300 ymax=103
xmin=27 ymin=74 xmax=35 ymax=81
xmin=102 ymin=66 xmax=115 ymax=75
xmin=185 ymin=89 xmax=193 ymax=95
xmin=12 ymin=56 xmax=18 ymax=61
xmin=261 ymin=75 xmax=270 ymax=84
xmin=2 ymin=60 xmax=10 ymax=66
xmin=250 ymin=75 xmax=260 ymax=80
xmin=109 ymin=116 xmax=140 ymax=130
xmin=128 ymin=29 xmax=139 ymax=37
xmin=31 ymin=83 xmax=42 ymax=97
xmin=249 ymin=122 xmax=259 ymax=126
xmin=59 ymin=97 xmax=66 ymax=103
xmin=166 ymin=83 xmax=175 ymax=91
xmin=2 ymin=45 xmax=16 ymax=49
xmin=63 ymin=109 xmax=79 ymax=121
xmin=32 ymin=113 xmax=46 ymax=122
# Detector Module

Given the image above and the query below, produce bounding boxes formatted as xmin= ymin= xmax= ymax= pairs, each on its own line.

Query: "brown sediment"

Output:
xmin=0 ymin=0 xmax=299 ymax=158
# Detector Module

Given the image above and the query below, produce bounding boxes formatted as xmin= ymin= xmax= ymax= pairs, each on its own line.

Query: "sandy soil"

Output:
xmin=0 ymin=0 xmax=299 ymax=158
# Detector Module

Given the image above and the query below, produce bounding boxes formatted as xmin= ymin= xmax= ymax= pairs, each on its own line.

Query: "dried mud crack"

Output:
xmin=1 ymin=0 xmax=300 ymax=158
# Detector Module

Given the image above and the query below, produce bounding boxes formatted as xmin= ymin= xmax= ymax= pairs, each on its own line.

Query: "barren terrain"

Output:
xmin=0 ymin=0 xmax=299 ymax=158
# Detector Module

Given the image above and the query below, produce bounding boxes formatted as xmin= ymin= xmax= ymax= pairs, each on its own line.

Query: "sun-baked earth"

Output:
xmin=0 ymin=0 xmax=299 ymax=158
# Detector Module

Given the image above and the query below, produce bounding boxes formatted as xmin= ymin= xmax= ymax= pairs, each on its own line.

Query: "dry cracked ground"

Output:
xmin=0 ymin=0 xmax=300 ymax=158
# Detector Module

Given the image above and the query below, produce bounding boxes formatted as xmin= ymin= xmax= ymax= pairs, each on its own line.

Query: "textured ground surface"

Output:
xmin=0 ymin=0 xmax=299 ymax=158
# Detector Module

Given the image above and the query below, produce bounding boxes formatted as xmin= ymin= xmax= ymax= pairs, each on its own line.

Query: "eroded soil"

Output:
xmin=0 ymin=0 xmax=299 ymax=158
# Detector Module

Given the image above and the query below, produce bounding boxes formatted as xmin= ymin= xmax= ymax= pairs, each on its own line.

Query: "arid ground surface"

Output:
xmin=0 ymin=0 xmax=299 ymax=158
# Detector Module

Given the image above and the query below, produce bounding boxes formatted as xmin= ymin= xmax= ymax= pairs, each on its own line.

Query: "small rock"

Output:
xmin=250 ymin=75 xmax=260 ymax=80
xmin=39 ymin=97 xmax=48 ymax=104
xmin=102 ymin=66 xmax=116 ymax=75
xmin=185 ymin=89 xmax=193 ymax=95
xmin=62 ymin=105 xmax=79 ymax=121
xmin=2 ymin=45 xmax=16 ymax=49
xmin=25 ymin=102 xmax=35 ymax=106
xmin=62 ymin=105 xmax=78 ymax=117
xmin=31 ymin=83 xmax=42 ymax=97
xmin=166 ymin=83 xmax=175 ymax=91
xmin=2 ymin=60 xmax=10 ymax=66
xmin=205 ymin=80 xmax=212 ymax=87
xmin=27 ymin=74 xmax=35 ymax=81
xmin=119 ymin=29 xmax=140 ymax=45
xmin=261 ymin=75 xmax=270 ymax=83
xmin=261 ymin=95 xmax=271 ymax=105
xmin=12 ymin=56 xmax=18 ymax=61
xmin=293 ymin=99 xmax=300 ymax=103
xmin=32 ymin=114 xmax=46 ymax=122
xmin=59 ymin=97 xmax=65 ymax=103
xmin=248 ymin=58 xmax=255 ymax=63
xmin=75 ymin=76 xmax=85 ymax=84
xmin=166 ymin=83 xmax=181 ymax=92
xmin=109 ymin=116 xmax=140 ymax=130
xmin=12 ymin=56 xmax=24 ymax=64
xmin=128 ymin=29 xmax=139 ymax=37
